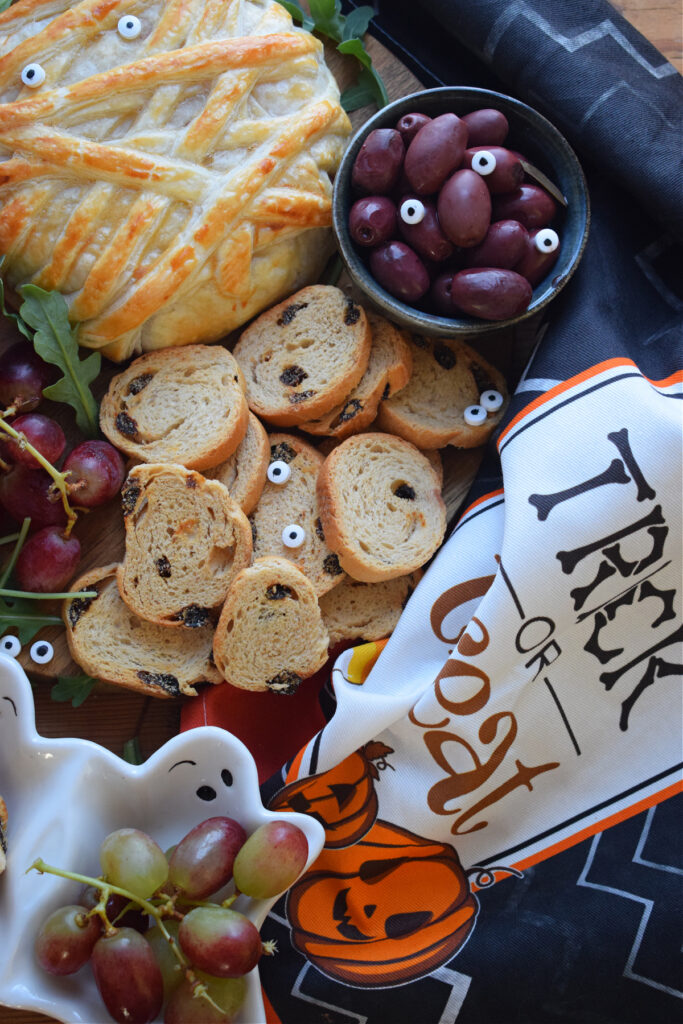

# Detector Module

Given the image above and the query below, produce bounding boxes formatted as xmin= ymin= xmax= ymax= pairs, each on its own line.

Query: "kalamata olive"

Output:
xmin=404 ymin=113 xmax=469 ymax=195
xmin=351 ymin=129 xmax=405 ymax=195
xmin=395 ymin=112 xmax=431 ymax=144
xmin=437 ymin=169 xmax=491 ymax=248
xmin=514 ymin=228 xmax=561 ymax=285
xmin=349 ymin=196 xmax=398 ymax=247
xmin=397 ymin=196 xmax=454 ymax=262
xmin=369 ymin=242 xmax=431 ymax=303
xmin=491 ymin=184 xmax=557 ymax=229
xmin=430 ymin=272 xmax=456 ymax=316
xmin=463 ymin=146 xmax=524 ymax=194
xmin=451 ymin=268 xmax=533 ymax=320
xmin=461 ymin=108 xmax=509 ymax=147
xmin=464 ymin=220 xmax=529 ymax=269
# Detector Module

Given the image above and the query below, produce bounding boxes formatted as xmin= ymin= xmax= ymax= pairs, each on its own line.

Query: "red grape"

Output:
xmin=168 ymin=816 xmax=247 ymax=900
xmin=233 ymin=820 xmax=308 ymax=899
xmin=81 ymin=884 xmax=149 ymax=934
xmin=91 ymin=928 xmax=163 ymax=1024
xmin=165 ymin=973 xmax=247 ymax=1023
xmin=3 ymin=413 xmax=66 ymax=468
xmin=34 ymin=903 xmax=101 ymax=975
xmin=63 ymin=440 xmax=125 ymax=508
xmin=0 ymin=342 xmax=54 ymax=412
xmin=15 ymin=526 xmax=80 ymax=592
xmin=0 ymin=464 xmax=67 ymax=530
xmin=178 ymin=906 xmax=262 ymax=978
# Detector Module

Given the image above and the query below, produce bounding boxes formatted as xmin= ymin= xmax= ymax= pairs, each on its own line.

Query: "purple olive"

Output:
xmin=491 ymin=184 xmax=557 ymax=229
xmin=349 ymin=196 xmax=398 ymax=247
xmin=451 ymin=268 xmax=533 ymax=320
xmin=464 ymin=220 xmax=529 ymax=269
xmin=397 ymin=196 xmax=454 ymax=263
xmin=462 ymin=146 xmax=524 ymax=194
xmin=514 ymin=228 xmax=561 ymax=285
xmin=404 ymin=113 xmax=469 ymax=195
xmin=369 ymin=242 xmax=431 ymax=303
xmin=351 ymin=129 xmax=405 ymax=195
xmin=395 ymin=112 xmax=432 ymax=144
xmin=461 ymin=108 xmax=509 ymax=147
xmin=437 ymin=169 xmax=491 ymax=248
xmin=430 ymin=272 xmax=456 ymax=316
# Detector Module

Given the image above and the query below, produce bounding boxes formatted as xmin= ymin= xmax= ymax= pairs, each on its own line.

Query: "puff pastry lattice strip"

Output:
xmin=0 ymin=0 xmax=350 ymax=360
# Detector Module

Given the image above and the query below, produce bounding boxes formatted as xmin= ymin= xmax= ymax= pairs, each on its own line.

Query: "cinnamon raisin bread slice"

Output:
xmin=100 ymin=345 xmax=249 ymax=471
xmin=299 ymin=311 xmax=412 ymax=440
xmin=232 ymin=285 xmax=371 ymax=427
xmin=320 ymin=570 xmax=422 ymax=646
xmin=0 ymin=796 xmax=6 ymax=874
xmin=317 ymin=433 xmax=446 ymax=582
xmin=117 ymin=464 xmax=252 ymax=628
xmin=204 ymin=412 xmax=269 ymax=516
xmin=250 ymin=434 xmax=346 ymax=595
xmin=64 ymin=565 xmax=222 ymax=698
xmin=375 ymin=336 xmax=508 ymax=449
xmin=213 ymin=557 xmax=329 ymax=694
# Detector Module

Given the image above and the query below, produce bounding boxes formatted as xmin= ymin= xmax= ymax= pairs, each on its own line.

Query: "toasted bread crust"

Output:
xmin=204 ymin=411 xmax=269 ymax=515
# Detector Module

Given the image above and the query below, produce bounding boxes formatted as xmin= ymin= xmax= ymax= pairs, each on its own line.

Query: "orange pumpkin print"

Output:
xmin=286 ymin=818 xmax=478 ymax=986
xmin=269 ymin=741 xmax=393 ymax=849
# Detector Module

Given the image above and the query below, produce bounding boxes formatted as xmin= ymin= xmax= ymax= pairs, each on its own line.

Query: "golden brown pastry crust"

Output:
xmin=0 ymin=0 xmax=350 ymax=360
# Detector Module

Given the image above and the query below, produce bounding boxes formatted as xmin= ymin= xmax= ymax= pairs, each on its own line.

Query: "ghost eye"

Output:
xmin=1 ymin=635 xmax=21 ymax=658
xmin=30 ymin=640 xmax=54 ymax=664
xmin=117 ymin=15 xmax=142 ymax=39
xmin=21 ymin=63 xmax=45 ymax=88
xmin=282 ymin=524 xmax=305 ymax=548
xmin=221 ymin=769 xmax=233 ymax=787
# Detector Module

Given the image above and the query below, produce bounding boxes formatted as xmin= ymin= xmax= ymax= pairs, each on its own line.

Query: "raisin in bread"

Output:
xmin=212 ymin=557 xmax=329 ymax=694
xmin=204 ymin=412 xmax=269 ymax=516
xmin=375 ymin=336 xmax=508 ymax=449
xmin=64 ymin=565 xmax=222 ymax=698
xmin=317 ymin=433 xmax=446 ymax=582
xmin=299 ymin=311 xmax=412 ymax=439
xmin=232 ymin=285 xmax=371 ymax=426
xmin=250 ymin=434 xmax=345 ymax=595
xmin=100 ymin=345 xmax=249 ymax=470
xmin=319 ymin=570 xmax=422 ymax=646
xmin=118 ymin=464 xmax=252 ymax=627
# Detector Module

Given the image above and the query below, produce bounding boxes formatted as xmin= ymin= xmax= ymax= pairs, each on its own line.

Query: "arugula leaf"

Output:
xmin=0 ymin=260 xmax=32 ymax=341
xmin=341 ymin=5 xmax=375 ymax=42
xmin=18 ymin=284 xmax=100 ymax=437
xmin=338 ymin=38 xmax=389 ymax=108
xmin=0 ymin=595 xmax=62 ymax=645
xmin=0 ymin=1 xmax=14 ymax=12
xmin=279 ymin=0 xmax=314 ymax=32
xmin=51 ymin=674 xmax=96 ymax=708
xmin=122 ymin=737 xmax=143 ymax=765
xmin=308 ymin=0 xmax=345 ymax=41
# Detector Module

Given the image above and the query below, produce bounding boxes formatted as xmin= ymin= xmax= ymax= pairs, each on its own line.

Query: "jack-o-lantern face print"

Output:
xmin=287 ymin=819 xmax=478 ymax=986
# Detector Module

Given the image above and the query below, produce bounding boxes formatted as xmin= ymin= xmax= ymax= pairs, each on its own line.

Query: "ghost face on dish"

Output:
xmin=0 ymin=654 xmax=323 ymax=1024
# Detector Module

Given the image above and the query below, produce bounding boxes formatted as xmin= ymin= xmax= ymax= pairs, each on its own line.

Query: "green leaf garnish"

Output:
xmin=18 ymin=284 xmax=100 ymax=437
xmin=122 ymin=737 xmax=143 ymax=765
xmin=279 ymin=0 xmax=315 ymax=32
xmin=308 ymin=0 xmax=345 ymax=41
xmin=0 ymin=596 xmax=62 ymax=645
xmin=0 ymin=1 xmax=14 ymax=13
xmin=51 ymin=674 xmax=96 ymax=708
xmin=338 ymin=38 xmax=389 ymax=108
xmin=0 ymin=259 xmax=32 ymax=341
xmin=341 ymin=5 xmax=375 ymax=42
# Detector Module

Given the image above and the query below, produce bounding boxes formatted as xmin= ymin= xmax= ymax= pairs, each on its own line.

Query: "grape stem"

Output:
xmin=0 ymin=417 xmax=78 ymax=536
xmin=0 ymin=587 xmax=97 ymax=600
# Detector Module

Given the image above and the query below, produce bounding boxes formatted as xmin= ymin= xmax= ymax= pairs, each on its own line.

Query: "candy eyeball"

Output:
xmin=479 ymin=389 xmax=504 ymax=412
xmin=282 ymin=524 xmax=305 ymax=548
xmin=464 ymin=404 xmax=487 ymax=426
xmin=534 ymin=228 xmax=560 ymax=253
xmin=267 ymin=460 xmax=291 ymax=485
xmin=399 ymin=198 xmax=426 ymax=225
xmin=21 ymin=63 xmax=45 ymax=88
xmin=30 ymin=640 xmax=54 ymax=665
xmin=471 ymin=150 xmax=497 ymax=176
xmin=1 ymin=635 xmax=21 ymax=658
xmin=117 ymin=14 xmax=142 ymax=39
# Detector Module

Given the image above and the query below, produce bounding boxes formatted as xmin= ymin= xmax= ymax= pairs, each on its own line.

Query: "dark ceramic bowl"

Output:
xmin=332 ymin=87 xmax=590 ymax=337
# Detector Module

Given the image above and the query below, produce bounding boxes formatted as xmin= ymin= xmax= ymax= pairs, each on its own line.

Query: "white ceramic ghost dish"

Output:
xmin=0 ymin=653 xmax=325 ymax=1024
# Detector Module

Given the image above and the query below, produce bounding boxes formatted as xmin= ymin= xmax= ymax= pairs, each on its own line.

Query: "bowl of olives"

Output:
xmin=332 ymin=86 xmax=590 ymax=336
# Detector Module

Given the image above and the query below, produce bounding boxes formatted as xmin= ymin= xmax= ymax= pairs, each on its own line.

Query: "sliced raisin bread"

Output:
xmin=0 ymin=796 xmax=6 ymax=874
xmin=250 ymin=434 xmax=346 ymax=595
xmin=298 ymin=311 xmax=412 ymax=440
xmin=317 ymin=433 xmax=446 ymax=582
xmin=204 ymin=412 xmax=269 ymax=516
xmin=213 ymin=557 xmax=329 ymax=694
xmin=100 ymin=345 xmax=249 ymax=470
xmin=375 ymin=336 xmax=508 ymax=449
xmin=232 ymin=285 xmax=371 ymax=427
xmin=319 ymin=570 xmax=422 ymax=646
xmin=64 ymin=565 xmax=222 ymax=698
xmin=117 ymin=464 xmax=252 ymax=627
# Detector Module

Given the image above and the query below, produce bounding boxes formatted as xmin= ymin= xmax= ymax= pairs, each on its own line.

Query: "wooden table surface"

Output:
xmin=1 ymin=2 xmax=680 ymax=1022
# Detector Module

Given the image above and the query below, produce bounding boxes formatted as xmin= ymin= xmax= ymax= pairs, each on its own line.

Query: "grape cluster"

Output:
xmin=33 ymin=815 xmax=308 ymax=1024
xmin=0 ymin=342 xmax=124 ymax=592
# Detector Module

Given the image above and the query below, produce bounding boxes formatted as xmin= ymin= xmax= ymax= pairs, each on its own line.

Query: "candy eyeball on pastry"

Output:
xmin=117 ymin=15 xmax=142 ymax=40
xmin=21 ymin=63 xmax=45 ymax=88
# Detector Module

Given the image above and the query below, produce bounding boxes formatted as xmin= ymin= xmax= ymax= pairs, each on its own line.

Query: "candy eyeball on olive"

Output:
xmin=268 ymin=460 xmax=291 ymax=485
xmin=471 ymin=150 xmax=497 ymax=176
xmin=117 ymin=15 xmax=142 ymax=39
xmin=464 ymin=404 xmax=487 ymax=426
xmin=1 ymin=635 xmax=21 ymax=658
xmin=30 ymin=640 xmax=54 ymax=665
xmin=21 ymin=63 xmax=45 ymax=88
xmin=480 ymin=389 xmax=504 ymax=412
xmin=534 ymin=228 xmax=560 ymax=253
xmin=282 ymin=524 xmax=305 ymax=548
xmin=399 ymin=198 xmax=426 ymax=225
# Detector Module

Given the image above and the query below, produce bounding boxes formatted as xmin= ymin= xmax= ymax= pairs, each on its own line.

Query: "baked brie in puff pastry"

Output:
xmin=0 ymin=0 xmax=351 ymax=361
